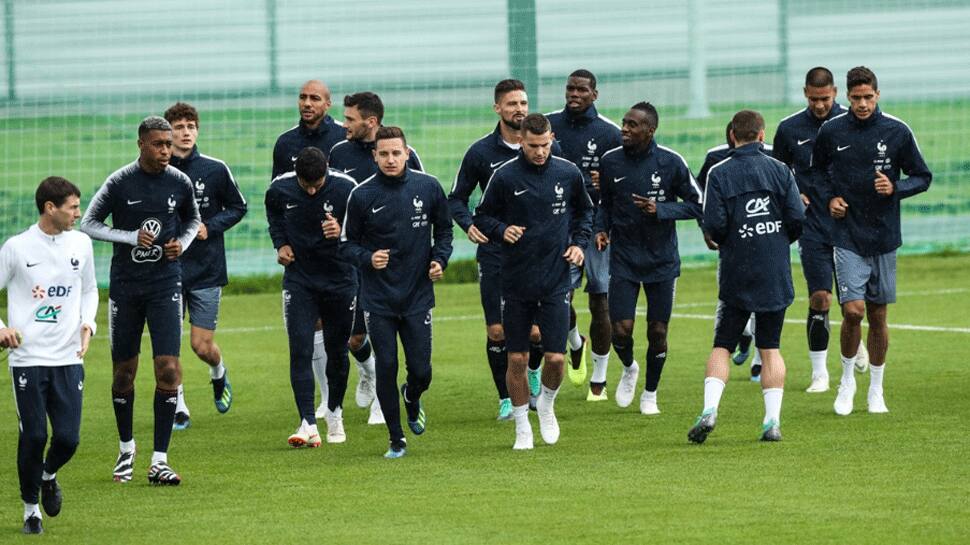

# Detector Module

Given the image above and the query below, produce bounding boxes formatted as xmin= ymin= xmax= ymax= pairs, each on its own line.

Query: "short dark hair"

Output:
xmin=724 ymin=121 xmax=734 ymax=147
xmin=163 ymin=102 xmax=199 ymax=126
xmin=344 ymin=92 xmax=384 ymax=123
xmin=730 ymin=110 xmax=765 ymax=144
xmin=35 ymin=176 xmax=81 ymax=214
xmin=569 ymin=69 xmax=597 ymax=89
xmin=375 ymin=126 xmax=407 ymax=147
xmin=494 ymin=79 xmax=526 ymax=104
xmin=804 ymin=67 xmax=834 ymax=88
xmin=294 ymin=147 xmax=328 ymax=183
xmin=631 ymin=101 xmax=658 ymax=129
xmin=138 ymin=115 xmax=172 ymax=138
xmin=847 ymin=66 xmax=878 ymax=91
xmin=520 ymin=113 xmax=551 ymax=136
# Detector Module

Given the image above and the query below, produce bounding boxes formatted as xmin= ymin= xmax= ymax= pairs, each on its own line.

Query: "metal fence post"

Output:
xmin=507 ymin=0 xmax=539 ymax=109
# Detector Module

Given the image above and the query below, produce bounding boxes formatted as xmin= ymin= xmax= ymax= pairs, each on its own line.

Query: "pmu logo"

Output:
xmin=651 ymin=172 xmax=662 ymax=188
xmin=744 ymin=196 xmax=772 ymax=218
xmin=876 ymin=140 xmax=887 ymax=157
xmin=35 ymin=304 xmax=63 ymax=323
xmin=132 ymin=218 xmax=163 ymax=263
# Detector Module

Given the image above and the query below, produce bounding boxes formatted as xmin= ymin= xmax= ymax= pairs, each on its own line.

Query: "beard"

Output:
xmin=501 ymin=117 xmax=522 ymax=131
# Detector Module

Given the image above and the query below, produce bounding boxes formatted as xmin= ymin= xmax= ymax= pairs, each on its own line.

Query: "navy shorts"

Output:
xmin=351 ymin=300 xmax=368 ymax=337
xmin=608 ymin=276 xmax=677 ymax=323
xmin=713 ymin=301 xmax=786 ymax=350
xmin=834 ymin=247 xmax=897 ymax=305
xmin=182 ymin=286 xmax=221 ymax=331
xmin=109 ymin=286 xmax=183 ymax=361
xmin=569 ymin=244 xmax=611 ymax=295
xmin=503 ymin=292 xmax=570 ymax=353
xmin=798 ymin=238 xmax=835 ymax=295
xmin=479 ymin=262 xmax=503 ymax=326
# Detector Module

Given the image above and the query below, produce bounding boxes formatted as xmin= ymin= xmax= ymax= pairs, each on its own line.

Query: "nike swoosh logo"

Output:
xmin=372 ymin=206 xmax=387 ymax=214
xmin=286 ymin=204 xmax=298 ymax=209
xmin=489 ymin=161 xmax=504 ymax=168
xmin=343 ymin=168 xmax=356 ymax=174
xmin=797 ymin=139 xmax=811 ymax=146
xmin=837 ymin=145 xmax=851 ymax=151
xmin=26 ymin=262 xmax=40 ymax=267
xmin=613 ymin=177 xmax=626 ymax=183
xmin=127 ymin=200 xmax=142 ymax=205
xmin=514 ymin=189 xmax=528 ymax=196
xmin=291 ymin=156 xmax=298 ymax=162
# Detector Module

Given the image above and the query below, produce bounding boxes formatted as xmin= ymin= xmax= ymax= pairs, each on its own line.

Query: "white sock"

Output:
xmin=642 ymin=389 xmax=657 ymax=402
xmin=24 ymin=503 xmax=40 ymax=520
xmin=42 ymin=471 xmax=55 ymax=481
xmin=175 ymin=384 xmax=189 ymax=414
xmin=590 ymin=351 xmax=610 ymax=383
xmin=362 ymin=354 xmax=376 ymax=379
xmin=840 ymin=354 xmax=857 ymax=386
xmin=809 ymin=350 xmax=828 ymax=377
xmin=151 ymin=451 xmax=167 ymax=465
xmin=703 ymin=377 xmax=725 ymax=412
xmin=513 ymin=404 xmax=530 ymax=431
xmin=307 ymin=423 xmax=319 ymax=436
xmin=119 ymin=439 xmax=135 ymax=453
xmin=870 ymin=363 xmax=885 ymax=393
xmin=540 ymin=384 xmax=560 ymax=404
xmin=567 ymin=326 xmax=582 ymax=351
xmin=751 ymin=348 xmax=762 ymax=368
xmin=210 ymin=360 xmax=226 ymax=380
xmin=312 ymin=333 xmax=328 ymax=402
xmin=762 ymin=387 xmax=783 ymax=424
xmin=743 ymin=315 xmax=755 ymax=337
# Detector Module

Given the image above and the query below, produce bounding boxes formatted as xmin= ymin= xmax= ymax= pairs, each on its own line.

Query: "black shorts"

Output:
xmin=608 ymin=276 xmax=676 ymax=323
xmin=109 ymin=286 xmax=183 ymax=361
xmin=503 ymin=292 xmax=570 ymax=353
xmin=798 ymin=238 xmax=834 ymax=295
xmin=479 ymin=262 xmax=503 ymax=326
xmin=713 ymin=301 xmax=786 ymax=350
xmin=351 ymin=300 xmax=368 ymax=337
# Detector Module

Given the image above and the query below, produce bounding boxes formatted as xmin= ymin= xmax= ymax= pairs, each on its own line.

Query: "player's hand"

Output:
xmin=874 ymin=170 xmax=894 ymax=196
xmin=0 ymin=328 xmax=21 ymax=349
xmin=136 ymin=228 xmax=155 ymax=248
xmin=196 ymin=223 xmax=209 ymax=241
xmin=800 ymin=193 xmax=810 ymax=207
xmin=322 ymin=213 xmax=341 ymax=239
xmin=829 ymin=196 xmax=848 ymax=219
xmin=564 ymin=245 xmax=584 ymax=266
xmin=503 ymin=225 xmax=526 ymax=244
xmin=371 ymin=249 xmax=390 ymax=270
xmin=428 ymin=260 xmax=444 ymax=282
xmin=703 ymin=231 xmax=719 ymax=251
xmin=595 ymin=232 xmax=609 ymax=250
xmin=632 ymin=193 xmax=657 ymax=215
xmin=163 ymin=238 xmax=182 ymax=261
xmin=590 ymin=170 xmax=601 ymax=191
xmin=77 ymin=325 xmax=92 ymax=358
xmin=466 ymin=225 xmax=489 ymax=244
xmin=277 ymin=244 xmax=296 ymax=266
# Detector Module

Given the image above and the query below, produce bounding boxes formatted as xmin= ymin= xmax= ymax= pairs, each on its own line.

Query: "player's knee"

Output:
xmin=589 ymin=294 xmax=609 ymax=317
xmin=809 ymin=291 xmax=831 ymax=311
xmin=646 ymin=321 xmax=668 ymax=347
xmin=612 ymin=322 xmax=633 ymax=344
xmin=529 ymin=327 xmax=542 ymax=344
xmin=190 ymin=337 xmax=213 ymax=358
xmin=842 ymin=304 xmax=865 ymax=324
xmin=508 ymin=352 xmax=528 ymax=371
xmin=22 ymin=429 xmax=47 ymax=450
xmin=155 ymin=359 xmax=180 ymax=387
xmin=112 ymin=365 xmax=136 ymax=392
xmin=50 ymin=431 xmax=80 ymax=455
xmin=486 ymin=325 xmax=505 ymax=342
xmin=544 ymin=353 xmax=565 ymax=367
xmin=411 ymin=365 xmax=432 ymax=388
xmin=348 ymin=334 xmax=365 ymax=352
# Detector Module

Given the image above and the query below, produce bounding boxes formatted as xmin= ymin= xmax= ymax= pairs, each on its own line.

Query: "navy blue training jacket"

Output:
xmin=327 ymin=138 xmax=423 ymax=184
xmin=271 ymin=117 xmax=345 ymax=179
xmin=703 ymin=143 xmax=805 ymax=312
xmin=547 ymin=105 xmax=622 ymax=205
xmin=341 ymin=168 xmax=453 ymax=316
xmin=811 ymin=107 xmax=931 ymax=256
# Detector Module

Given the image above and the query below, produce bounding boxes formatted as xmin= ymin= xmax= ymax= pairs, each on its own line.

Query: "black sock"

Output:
xmin=528 ymin=343 xmax=543 ymax=371
xmin=153 ymin=388 xmax=178 ymax=454
xmin=644 ymin=347 xmax=667 ymax=392
xmin=112 ymin=390 xmax=134 ymax=443
xmin=486 ymin=339 xmax=509 ymax=399
xmin=807 ymin=308 xmax=830 ymax=351
xmin=612 ymin=337 xmax=634 ymax=367
xmin=351 ymin=337 xmax=372 ymax=363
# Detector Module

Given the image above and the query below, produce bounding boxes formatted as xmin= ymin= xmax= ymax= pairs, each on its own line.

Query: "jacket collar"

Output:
xmin=169 ymin=146 xmax=200 ymax=169
xmin=298 ymin=116 xmax=334 ymax=137
xmin=517 ymin=150 xmax=550 ymax=173
xmin=376 ymin=168 xmax=410 ymax=185
xmin=623 ymin=138 xmax=657 ymax=159
xmin=562 ymin=104 xmax=599 ymax=126
xmin=847 ymin=106 xmax=882 ymax=128
xmin=731 ymin=142 xmax=765 ymax=157
xmin=803 ymin=103 xmax=844 ymax=127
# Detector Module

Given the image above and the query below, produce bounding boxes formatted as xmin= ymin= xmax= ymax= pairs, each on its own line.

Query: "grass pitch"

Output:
xmin=1 ymin=253 xmax=968 ymax=543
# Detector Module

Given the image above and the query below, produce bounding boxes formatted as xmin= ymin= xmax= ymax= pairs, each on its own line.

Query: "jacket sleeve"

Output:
xmin=408 ymin=147 xmax=424 ymax=172
xmin=811 ymin=128 xmax=836 ymax=206
xmin=205 ymin=165 xmax=248 ymax=235
xmin=271 ymin=138 xmax=290 ymax=180
xmin=430 ymin=183 xmax=454 ymax=269
xmin=782 ymin=169 xmax=806 ymax=243
xmin=447 ymin=150 xmax=479 ymax=232
xmin=594 ymin=163 xmax=613 ymax=234
xmin=339 ymin=190 xmax=374 ymax=269
xmin=80 ymin=178 xmax=139 ymax=245
xmin=772 ymin=128 xmax=794 ymax=169
xmin=176 ymin=179 xmax=202 ymax=251
xmin=264 ymin=185 xmax=289 ymax=250
xmin=894 ymin=129 xmax=932 ymax=200
xmin=80 ymin=237 xmax=99 ymax=336
xmin=473 ymin=172 xmax=508 ymax=242
xmin=569 ymin=170 xmax=594 ymax=250
xmin=702 ymin=170 xmax=729 ymax=245
xmin=656 ymin=162 xmax=703 ymax=221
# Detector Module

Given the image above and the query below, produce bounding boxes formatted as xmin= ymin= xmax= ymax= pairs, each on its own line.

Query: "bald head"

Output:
xmin=298 ymin=80 xmax=332 ymax=129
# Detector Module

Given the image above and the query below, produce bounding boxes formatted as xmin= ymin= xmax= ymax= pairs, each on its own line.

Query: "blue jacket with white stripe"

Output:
xmin=547 ymin=105 xmax=622 ymax=205
xmin=327 ymin=138 xmax=423 ymax=184
xmin=271 ymin=117 xmax=345 ymax=179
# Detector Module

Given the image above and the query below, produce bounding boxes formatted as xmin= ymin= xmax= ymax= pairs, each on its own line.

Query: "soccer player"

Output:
xmin=164 ymin=102 xmax=248 ymax=429
xmin=595 ymin=102 xmax=702 ymax=415
xmin=329 ymin=91 xmax=424 ymax=424
xmin=474 ymin=113 xmax=593 ymax=450
xmin=689 ymin=110 xmax=805 ymax=443
xmin=341 ymin=126 xmax=453 ymax=458
xmin=774 ymin=67 xmax=872 ymax=393
xmin=546 ymin=69 xmax=622 ymax=399
xmin=447 ymin=79 xmax=563 ymax=419
xmin=266 ymin=147 xmax=358 ymax=445
xmin=271 ymin=79 xmax=345 ymax=179
xmin=1 ymin=177 xmax=97 ymax=534
xmin=81 ymin=116 xmax=201 ymax=485
xmin=814 ymin=66 xmax=931 ymax=415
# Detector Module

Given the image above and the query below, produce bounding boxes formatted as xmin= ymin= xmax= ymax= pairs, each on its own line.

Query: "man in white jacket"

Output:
xmin=0 ymin=177 xmax=98 ymax=535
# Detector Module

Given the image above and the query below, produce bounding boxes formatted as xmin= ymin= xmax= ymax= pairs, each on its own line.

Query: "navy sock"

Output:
xmin=153 ymin=388 xmax=178 ymax=453
xmin=486 ymin=339 xmax=509 ymax=399
xmin=351 ymin=337 xmax=372 ymax=363
xmin=644 ymin=347 xmax=667 ymax=392
xmin=112 ymin=390 xmax=134 ymax=443
xmin=528 ymin=343 xmax=544 ymax=371
xmin=807 ymin=308 xmax=830 ymax=351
